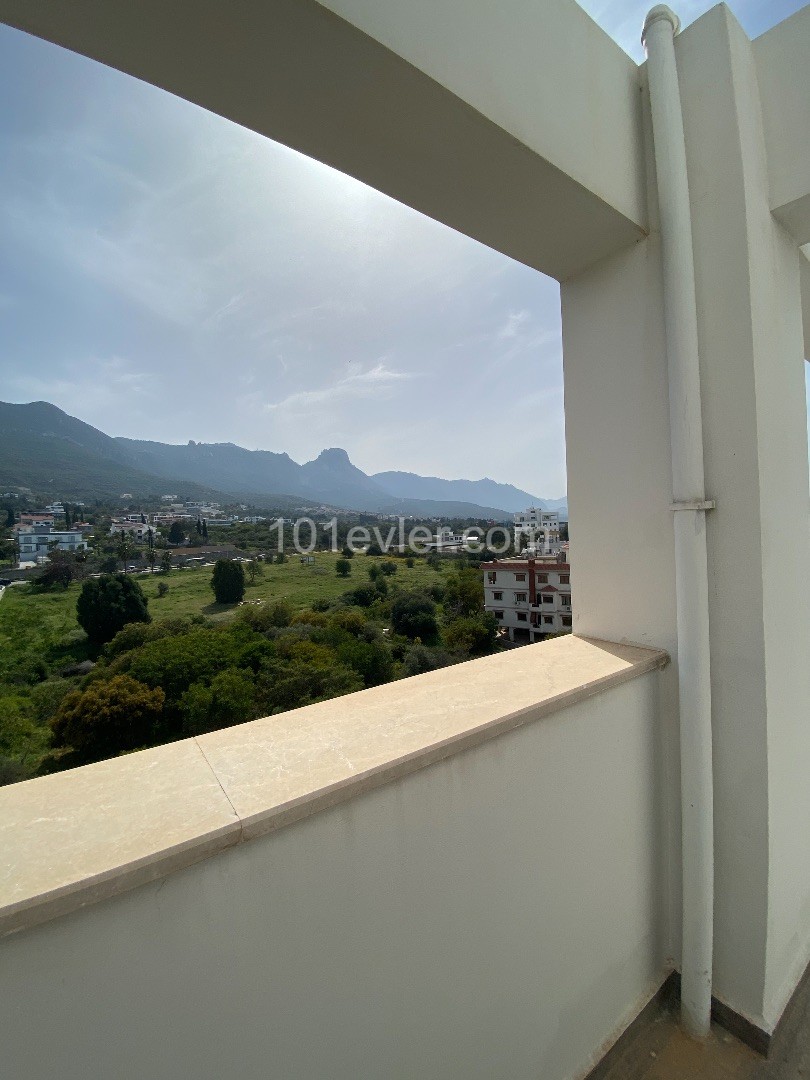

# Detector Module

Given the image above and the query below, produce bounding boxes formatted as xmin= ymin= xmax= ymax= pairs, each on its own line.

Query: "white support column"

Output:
xmin=563 ymin=3 xmax=810 ymax=1035
xmin=676 ymin=6 xmax=810 ymax=1029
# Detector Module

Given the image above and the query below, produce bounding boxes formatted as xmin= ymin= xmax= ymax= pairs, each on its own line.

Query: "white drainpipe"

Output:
xmin=642 ymin=5 xmax=715 ymax=1038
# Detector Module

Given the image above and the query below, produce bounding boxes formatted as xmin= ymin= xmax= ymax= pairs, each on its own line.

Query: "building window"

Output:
xmin=517 ymin=613 xmax=528 ymax=622
xmin=560 ymin=594 xmax=571 ymax=607
xmin=537 ymin=574 xmax=548 ymax=583
xmin=562 ymin=616 xmax=572 ymax=627
xmin=559 ymin=574 xmax=570 ymax=585
xmin=515 ymin=573 xmax=526 ymax=582
xmin=493 ymin=591 xmax=503 ymax=601
xmin=514 ymin=592 xmax=527 ymax=603
xmin=494 ymin=610 xmax=504 ymax=619
xmin=542 ymin=595 xmax=553 ymax=604
xmin=487 ymin=572 xmax=497 ymax=584
xmin=543 ymin=615 xmax=554 ymax=625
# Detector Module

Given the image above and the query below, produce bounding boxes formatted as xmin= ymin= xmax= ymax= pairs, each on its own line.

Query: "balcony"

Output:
xmin=0 ymin=0 xmax=809 ymax=1077
xmin=2 ymin=636 xmax=673 ymax=1079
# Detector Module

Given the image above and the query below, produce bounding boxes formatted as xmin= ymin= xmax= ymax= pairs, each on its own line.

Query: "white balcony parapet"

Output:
xmin=0 ymin=635 xmax=667 ymax=941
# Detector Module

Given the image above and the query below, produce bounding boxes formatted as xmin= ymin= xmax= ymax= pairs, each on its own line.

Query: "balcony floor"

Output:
xmin=595 ymin=974 xmax=810 ymax=1079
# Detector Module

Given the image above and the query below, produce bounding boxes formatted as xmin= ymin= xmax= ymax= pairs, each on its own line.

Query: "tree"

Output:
xmin=50 ymin=675 xmax=165 ymax=764
xmin=211 ymin=559 xmax=245 ymax=604
xmin=167 ymin=520 xmax=186 ymax=545
xmin=341 ymin=545 xmax=354 ymax=559
xmin=179 ymin=669 xmax=257 ymax=736
xmin=443 ymin=567 xmax=484 ymax=618
xmin=157 ymin=581 xmax=169 ymax=598
xmin=116 ymin=532 xmax=133 ymax=571
xmin=202 ymin=519 xmax=208 ymax=540
xmin=36 ymin=550 xmax=75 ymax=590
xmin=391 ymin=592 xmax=439 ymax=643
xmin=76 ymin=574 xmax=151 ymax=646
xmin=5 ymin=508 xmax=14 ymax=528
xmin=343 ymin=583 xmax=378 ymax=608
xmin=336 ymin=558 xmax=352 ymax=577
xmin=247 ymin=558 xmax=264 ymax=584
xmin=335 ymin=637 xmax=393 ymax=687
xmin=443 ymin=613 xmax=498 ymax=656
xmin=196 ymin=517 xmax=202 ymax=535
xmin=160 ymin=550 xmax=173 ymax=574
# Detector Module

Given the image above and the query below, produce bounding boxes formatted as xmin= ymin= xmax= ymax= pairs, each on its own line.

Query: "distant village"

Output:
xmin=2 ymin=493 xmax=571 ymax=644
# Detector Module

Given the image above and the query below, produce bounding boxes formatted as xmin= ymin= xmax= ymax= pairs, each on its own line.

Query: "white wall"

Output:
xmin=676 ymin=7 xmax=810 ymax=1027
xmin=561 ymin=233 xmax=682 ymax=978
xmin=563 ymin=5 xmax=810 ymax=1032
xmin=1 ymin=673 xmax=667 ymax=1080
xmin=754 ymin=6 xmax=810 ymax=244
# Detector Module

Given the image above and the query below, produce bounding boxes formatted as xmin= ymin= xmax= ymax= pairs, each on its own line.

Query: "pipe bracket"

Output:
xmin=670 ymin=500 xmax=716 ymax=511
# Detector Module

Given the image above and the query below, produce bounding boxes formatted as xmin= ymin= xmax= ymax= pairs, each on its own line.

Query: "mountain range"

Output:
xmin=0 ymin=401 xmax=567 ymax=519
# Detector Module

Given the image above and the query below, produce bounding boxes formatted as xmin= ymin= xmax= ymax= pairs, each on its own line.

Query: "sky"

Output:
xmin=0 ymin=0 xmax=805 ymax=499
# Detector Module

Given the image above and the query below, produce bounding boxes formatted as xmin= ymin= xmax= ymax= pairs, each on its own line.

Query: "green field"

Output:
xmin=0 ymin=552 xmax=494 ymax=785
xmin=0 ymin=553 xmax=444 ymax=682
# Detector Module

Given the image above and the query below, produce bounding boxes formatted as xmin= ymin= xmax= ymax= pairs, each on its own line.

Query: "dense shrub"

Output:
xmin=402 ymin=645 xmax=455 ymax=677
xmin=50 ymin=675 xmax=165 ymax=764
xmin=238 ymin=599 xmax=293 ymax=631
xmin=343 ymin=583 xmax=378 ymax=608
xmin=104 ymin=616 xmax=199 ymax=659
xmin=443 ymin=613 xmax=498 ymax=656
xmin=179 ymin=669 xmax=258 ymax=736
xmin=335 ymin=637 xmax=393 ymax=687
xmin=391 ymin=592 xmax=439 ymax=644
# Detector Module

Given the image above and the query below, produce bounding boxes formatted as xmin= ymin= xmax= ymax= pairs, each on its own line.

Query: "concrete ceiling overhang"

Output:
xmin=0 ymin=0 xmax=647 ymax=282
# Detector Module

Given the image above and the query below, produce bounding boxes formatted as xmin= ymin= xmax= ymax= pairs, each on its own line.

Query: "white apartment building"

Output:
xmin=109 ymin=521 xmax=154 ymax=541
xmin=15 ymin=525 xmax=88 ymax=566
xmin=483 ymin=555 xmax=572 ymax=642
xmin=513 ymin=507 xmax=562 ymax=554
xmin=424 ymin=527 xmax=467 ymax=552
xmin=149 ymin=513 xmax=194 ymax=525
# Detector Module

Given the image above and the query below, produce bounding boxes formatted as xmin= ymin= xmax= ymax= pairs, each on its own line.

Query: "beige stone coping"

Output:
xmin=0 ymin=635 xmax=667 ymax=939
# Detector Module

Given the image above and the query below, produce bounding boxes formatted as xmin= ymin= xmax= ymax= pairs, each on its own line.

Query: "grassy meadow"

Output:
xmin=0 ymin=552 xmax=445 ymax=687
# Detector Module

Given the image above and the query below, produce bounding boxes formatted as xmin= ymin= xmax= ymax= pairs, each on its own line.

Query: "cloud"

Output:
xmin=263 ymin=362 xmax=416 ymax=413
xmin=7 ymin=356 xmax=154 ymax=420
xmin=498 ymin=310 xmax=531 ymax=339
